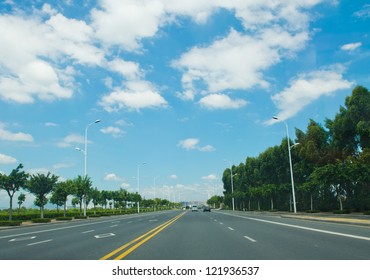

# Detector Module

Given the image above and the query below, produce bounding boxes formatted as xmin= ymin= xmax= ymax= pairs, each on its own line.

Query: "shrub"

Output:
xmin=32 ymin=218 xmax=52 ymax=223
xmin=306 ymin=210 xmax=320 ymax=213
xmin=88 ymin=214 xmax=101 ymax=218
xmin=74 ymin=216 xmax=87 ymax=219
xmin=99 ymin=213 xmax=111 ymax=216
xmin=55 ymin=217 xmax=72 ymax=221
xmin=333 ymin=210 xmax=351 ymax=214
xmin=363 ymin=211 xmax=370 ymax=215
xmin=0 ymin=220 xmax=22 ymax=226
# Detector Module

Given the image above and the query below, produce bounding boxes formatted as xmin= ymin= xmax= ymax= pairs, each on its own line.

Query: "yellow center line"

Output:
xmin=99 ymin=211 xmax=187 ymax=260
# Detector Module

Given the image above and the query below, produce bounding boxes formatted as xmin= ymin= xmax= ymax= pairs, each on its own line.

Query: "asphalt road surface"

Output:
xmin=1 ymin=210 xmax=370 ymax=260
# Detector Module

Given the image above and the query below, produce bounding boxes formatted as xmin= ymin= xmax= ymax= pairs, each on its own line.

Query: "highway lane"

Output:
xmin=0 ymin=210 xmax=181 ymax=260
xmin=118 ymin=210 xmax=370 ymax=260
xmin=1 ymin=210 xmax=369 ymax=260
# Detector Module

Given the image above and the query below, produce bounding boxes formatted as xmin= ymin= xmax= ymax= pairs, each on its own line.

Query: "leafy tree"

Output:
xmin=51 ymin=180 xmax=75 ymax=217
xmin=17 ymin=193 xmax=26 ymax=213
xmin=0 ymin=164 xmax=28 ymax=220
xmin=27 ymin=172 xmax=59 ymax=218
xmin=90 ymin=187 xmax=102 ymax=214
xmin=72 ymin=175 xmax=92 ymax=216
xmin=207 ymin=195 xmax=223 ymax=209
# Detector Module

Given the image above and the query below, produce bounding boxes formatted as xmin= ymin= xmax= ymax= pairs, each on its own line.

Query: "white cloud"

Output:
xmin=0 ymin=153 xmax=17 ymax=165
xmin=341 ymin=42 xmax=362 ymax=52
xmin=267 ymin=66 xmax=353 ymax=124
xmin=177 ymin=138 xmax=199 ymax=150
xmin=57 ymin=133 xmax=85 ymax=148
xmin=104 ymin=173 xmax=124 ymax=181
xmin=99 ymin=80 xmax=168 ymax=112
xmin=100 ymin=126 xmax=125 ymax=138
xmin=169 ymin=174 xmax=178 ymax=179
xmin=198 ymin=145 xmax=215 ymax=152
xmin=91 ymin=0 xmax=166 ymax=51
xmin=354 ymin=4 xmax=370 ymax=19
xmin=202 ymin=174 xmax=218 ymax=180
xmin=199 ymin=93 xmax=248 ymax=110
xmin=0 ymin=124 xmax=33 ymax=142
xmin=107 ymin=58 xmax=142 ymax=80
xmin=0 ymin=7 xmax=104 ymax=104
xmin=177 ymin=138 xmax=215 ymax=152
xmin=45 ymin=122 xmax=58 ymax=127
xmin=173 ymin=27 xmax=309 ymax=100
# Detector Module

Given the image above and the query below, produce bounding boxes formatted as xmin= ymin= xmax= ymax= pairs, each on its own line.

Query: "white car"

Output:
xmin=191 ymin=205 xmax=198 ymax=212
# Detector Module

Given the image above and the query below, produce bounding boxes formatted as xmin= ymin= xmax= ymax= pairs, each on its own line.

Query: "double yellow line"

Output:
xmin=100 ymin=211 xmax=187 ymax=260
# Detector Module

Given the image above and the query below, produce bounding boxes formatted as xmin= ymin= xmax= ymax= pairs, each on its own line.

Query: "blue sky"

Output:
xmin=0 ymin=0 xmax=369 ymax=207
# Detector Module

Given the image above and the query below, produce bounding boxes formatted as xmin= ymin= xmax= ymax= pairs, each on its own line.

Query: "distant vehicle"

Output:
xmin=191 ymin=205 xmax=198 ymax=212
xmin=203 ymin=205 xmax=211 ymax=212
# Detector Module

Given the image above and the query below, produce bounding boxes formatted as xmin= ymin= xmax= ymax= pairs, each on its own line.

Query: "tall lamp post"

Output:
xmin=76 ymin=119 xmax=101 ymax=216
xmin=137 ymin=162 xmax=146 ymax=214
xmin=273 ymin=117 xmax=297 ymax=214
xmin=224 ymin=160 xmax=236 ymax=211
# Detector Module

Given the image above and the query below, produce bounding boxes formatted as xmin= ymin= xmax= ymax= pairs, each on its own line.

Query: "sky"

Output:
xmin=0 ymin=0 xmax=369 ymax=208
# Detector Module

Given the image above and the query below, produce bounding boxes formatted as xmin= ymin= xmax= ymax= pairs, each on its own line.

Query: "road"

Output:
xmin=0 ymin=210 xmax=370 ymax=260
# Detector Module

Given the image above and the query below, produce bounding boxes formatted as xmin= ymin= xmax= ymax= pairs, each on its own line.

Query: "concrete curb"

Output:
xmin=281 ymin=214 xmax=370 ymax=227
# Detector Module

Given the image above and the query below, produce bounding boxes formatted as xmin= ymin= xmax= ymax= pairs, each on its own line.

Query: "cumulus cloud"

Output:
xmin=266 ymin=66 xmax=353 ymax=124
xmin=104 ymin=173 xmax=124 ymax=181
xmin=91 ymin=0 xmax=166 ymax=51
xmin=173 ymin=27 xmax=309 ymax=100
xmin=341 ymin=42 xmax=362 ymax=52
xmin=0 ymin=7 xmax=106 ymax=104
xmin=169 ymin=174 xmax=178 ymax=179
xmin=57 ymin=133 xmax=85 ymax=148
xmin=199 ymin=93 xmax=247 ymax=110
xmin=99 ymin=80 xmax=168 ymax=112
xmin=202 ymin=174 xmax=218 ymax=180
xmin=0 ymin=153 xmax=17 ymax=165
xmin=177 ymin=138 xmax=215 ymax=152
xmin=100 ymin=126 xmax=125 ymax=138
xmin=0 ymin=124 xmax=33 ymax=142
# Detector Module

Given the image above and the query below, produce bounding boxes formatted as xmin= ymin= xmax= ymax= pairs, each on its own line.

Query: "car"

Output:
xmin=191 ymin=205 xmax=198 ymax=212
xmin=203 ymin=205 xmax=211 ymax=212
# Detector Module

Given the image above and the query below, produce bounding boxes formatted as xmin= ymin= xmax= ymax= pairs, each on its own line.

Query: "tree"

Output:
xmin=51 ymin=180 xmax=75 ymax=217
xmin=0 ymin=164 xmax=28 ymax=220
xmin=90 ymin=187 xmax=102 ymax=214
xmin=207 ymin=195 xmax=223 ymax=209
xmin=17 ymin=193 xmax=26 ymax=213
xmin=72 ymin=175 xmax=92 ymax=216
xmin=27 ymin=172 xmax=59 ymax=218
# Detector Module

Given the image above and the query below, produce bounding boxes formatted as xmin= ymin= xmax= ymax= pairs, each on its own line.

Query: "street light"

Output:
xmin=76 ymin=119 xmax=101 ymax=216
xmin=272 ymin=116 xmax=297 ymax=214
xmin=224 ymin=160 xmax=236 ymax=211
xmin=137 ymin=162 xmax=146 ymax=214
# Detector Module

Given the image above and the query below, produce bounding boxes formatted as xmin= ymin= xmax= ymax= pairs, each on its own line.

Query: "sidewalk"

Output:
xmin=282 ymin=212 xmax=370 ymax=227
xmin=219 ymin=209 xmax=370 ymax=227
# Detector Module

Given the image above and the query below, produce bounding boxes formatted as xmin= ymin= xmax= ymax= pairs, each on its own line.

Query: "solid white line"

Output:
xmin=27 ymin=239 xmax=53 ymax=246
xmin=244 ymin=235 xmax=257 ymax=242
xmin=82 ymin=230 xmax=95 ymax=234
xmin=219 ymin=212 xmax=370 ymax=242
xmin=228 ymin=227 xmax=234 ymax=231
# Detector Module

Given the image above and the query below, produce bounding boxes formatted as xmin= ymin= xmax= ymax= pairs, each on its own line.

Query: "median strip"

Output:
xmin=100 ymin=211 xmax=187 ymax=260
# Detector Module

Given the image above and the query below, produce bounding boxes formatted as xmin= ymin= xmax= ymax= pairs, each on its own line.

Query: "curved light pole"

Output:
xmin=273 ymin=117 xmax=297 ymax=213
xmin=137 ymin=162 xmax=146 ymax=214
xmin=76 ymin=119 xmax=101 ymax=216
xmin=224 ymin=160 xmax=236 ymax=211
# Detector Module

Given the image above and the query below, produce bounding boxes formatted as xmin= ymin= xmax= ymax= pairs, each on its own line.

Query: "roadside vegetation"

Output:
xmin=0 ymin=166 xmax=178 ymax=224
xmin=221 ymin=86 xmax=370 ymax=213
